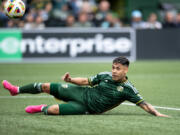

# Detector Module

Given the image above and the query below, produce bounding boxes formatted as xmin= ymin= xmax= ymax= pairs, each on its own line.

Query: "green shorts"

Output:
xmin=50 ymin=83 xmax=89 ymax=115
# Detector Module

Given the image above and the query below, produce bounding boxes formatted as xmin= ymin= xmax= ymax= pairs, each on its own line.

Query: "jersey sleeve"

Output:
xmin=127 ymin=93 xmax=144 ymax=105
xmin=88 ymin=74 xmax=100 ymax=86
xmin=125 ymin=88 xmax=144 ymax=105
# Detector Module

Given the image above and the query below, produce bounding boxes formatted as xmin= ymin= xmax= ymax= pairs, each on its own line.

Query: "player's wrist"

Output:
xmin=67 ymin=77 xmax=71 ymax=82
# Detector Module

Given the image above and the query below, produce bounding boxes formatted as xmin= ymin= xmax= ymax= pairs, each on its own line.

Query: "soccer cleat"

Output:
xmin=2 ymin=80 xmax=18 ymax=96
xmin=25 ymin=104 xmax=47 ymax=114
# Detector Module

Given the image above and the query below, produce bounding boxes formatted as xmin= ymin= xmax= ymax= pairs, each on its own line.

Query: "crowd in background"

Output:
xmin=131 ymin=10 xmax=180 ymax=29
xmin=1 ymin=0 xmax=180 ymax=29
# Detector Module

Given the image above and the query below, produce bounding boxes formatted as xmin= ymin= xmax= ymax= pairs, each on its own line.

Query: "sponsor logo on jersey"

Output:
xmin=61 ymin=84 xmax=68 ymax=88
xmin=117 ymin=86 xmax=124 ymax=92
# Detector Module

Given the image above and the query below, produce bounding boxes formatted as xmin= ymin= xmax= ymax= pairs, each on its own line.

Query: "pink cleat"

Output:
xmin=2 ymin=80 xmax=19 ymax=96
xmin=25 ymin=104 xmax=47 ymax=114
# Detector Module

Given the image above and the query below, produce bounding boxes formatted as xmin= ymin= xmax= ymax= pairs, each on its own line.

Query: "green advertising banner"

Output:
xmin=0 ymin=29 xmax=22 ymax=61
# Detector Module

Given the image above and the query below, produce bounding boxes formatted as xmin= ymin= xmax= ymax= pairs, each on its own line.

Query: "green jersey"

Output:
xmin=83 ymin=72 xmax=144 ymax=113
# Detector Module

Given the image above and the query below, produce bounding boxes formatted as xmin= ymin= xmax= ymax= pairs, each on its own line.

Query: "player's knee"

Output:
xmin=47 ymin=105 xmax=59 ymax=115
xmin=42 ymin=83 xmax=50 ymax=93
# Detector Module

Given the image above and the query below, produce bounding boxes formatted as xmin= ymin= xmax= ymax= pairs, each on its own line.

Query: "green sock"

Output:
xmin=19 ymin=83 xmax=42 ymax=94
xmin=42 ymin=105 xmax=50 ymax=115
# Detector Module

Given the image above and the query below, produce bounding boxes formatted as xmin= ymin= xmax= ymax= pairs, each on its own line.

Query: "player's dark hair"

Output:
xmin=113 ymin=56 xmax=130 ymax=67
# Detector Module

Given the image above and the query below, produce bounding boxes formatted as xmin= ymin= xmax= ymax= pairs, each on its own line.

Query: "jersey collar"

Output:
xmin=112 ymin=76 xmax=128 ymax=84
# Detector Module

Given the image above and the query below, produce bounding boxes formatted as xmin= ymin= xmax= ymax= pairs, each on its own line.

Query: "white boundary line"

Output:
xmin=1 ymin=96 xmax=180 ymax=111
xmin=0 ymin=96 xmax=53 ymax=99
xmin=122 ymin=103 xmax=180 ymax=111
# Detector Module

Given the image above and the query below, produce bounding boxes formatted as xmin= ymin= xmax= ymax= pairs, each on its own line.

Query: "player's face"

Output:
xmin=112 ymin=63 xmax=128 ymax=82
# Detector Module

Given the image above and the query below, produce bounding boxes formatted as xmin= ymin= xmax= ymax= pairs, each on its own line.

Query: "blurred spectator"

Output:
xmin=68 ymin=0 xmax=83 ymax=16
xmin=0 ymin=1 xmax=9 ymax=27
xmin=7 ymin=20 xmax=15 ymax=28
xmin=34 ymin=15 xmax=45 ymax=29
xmin=94 ymin=0 xmax=111 ymax=27
xmin=101 ymin=13 xmax=122 ymax=28
xmin=52 ymin=0 xmax=67 ymax=10
xmin=24 ymin=13 xmax=36 ymax=29
xmin=6 ymin=19 xmax=23 ymax=28
xmin=80 ymin=0 xmax=97 ymax=23
xmin=28 ymin=8 xmax=37 ymax=17
xmin=131 ymin=10 xmax=146 ymax=29
xmin=80 ymin=0 xmax=97 ymax=13
xmin=74 ymin=12 xmax=93 ymax=27
xmin=65 ymin=14 xmax=75 ymax=27
xmin=163 ymin=11 xmax=176 ymax=28
xmin=52 ymin=4 xmax=70 ymax=22
xmin=144 ymin=13 xmax=162 ymax=29
xmin=40 ymin=2 xmax=53 ymax=22
xmin=175 ymin=12 xmax=180 ymax=27
xmin=31 ymin=0 xmax=51 ymax=10
xmin=18 ymin=21 xmax=25 ymax=28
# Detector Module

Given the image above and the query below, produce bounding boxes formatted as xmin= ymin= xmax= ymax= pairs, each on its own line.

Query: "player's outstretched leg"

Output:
xmin=2 ymin=80 xmax=47 ymax=96
xmin=2 ymin=80 xmax=19 ymax=96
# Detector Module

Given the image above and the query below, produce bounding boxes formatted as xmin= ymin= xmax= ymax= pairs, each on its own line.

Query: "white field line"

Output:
xmin=0 ymin=96 xmax=53 ymax=99
xmin=122 ymin=103 xmax=180 ymax=111
xmin=0 ymin=96 xmax=180 ymax=111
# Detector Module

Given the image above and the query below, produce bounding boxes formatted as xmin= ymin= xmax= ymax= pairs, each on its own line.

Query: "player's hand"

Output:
xmin=62 ymin=72 xmax=71 ymax=82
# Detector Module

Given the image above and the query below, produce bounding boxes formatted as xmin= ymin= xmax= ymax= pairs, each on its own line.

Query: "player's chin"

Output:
xmin=112 ymin=77 xmax=118 ymax=81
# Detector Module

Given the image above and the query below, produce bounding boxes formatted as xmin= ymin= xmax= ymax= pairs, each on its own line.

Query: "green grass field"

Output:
xmin=0 ymin=61 xmax=180 ymax=135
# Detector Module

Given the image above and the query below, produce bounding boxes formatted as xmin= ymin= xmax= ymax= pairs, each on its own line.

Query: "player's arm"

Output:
xmin=61 ymin=72 xmax=89 ymax=85
xmin=138 ymin=101 xmax=170 ymax=117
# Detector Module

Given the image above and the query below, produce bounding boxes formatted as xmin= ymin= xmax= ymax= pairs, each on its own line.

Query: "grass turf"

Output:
xmin=0 ymin=61 xmax=180 ymax=135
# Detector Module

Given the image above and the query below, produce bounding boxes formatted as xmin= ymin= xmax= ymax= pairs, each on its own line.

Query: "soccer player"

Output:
xmin=2 ymin=56 xmax=169 ymax=117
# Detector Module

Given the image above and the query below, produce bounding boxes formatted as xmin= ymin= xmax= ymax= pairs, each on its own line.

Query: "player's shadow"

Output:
xmin=3 ymin=111 xmax=148 ymax=117
xmin=100 ymin=112 xmax=148 ymax=116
